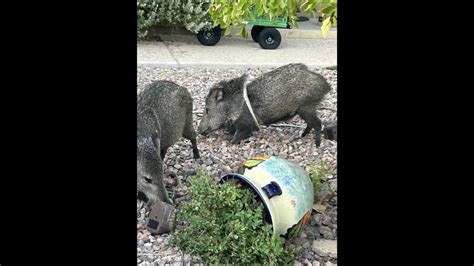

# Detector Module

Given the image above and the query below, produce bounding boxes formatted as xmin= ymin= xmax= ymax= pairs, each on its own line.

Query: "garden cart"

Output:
xmin=197 ymin=5 xmax=290 ymax=49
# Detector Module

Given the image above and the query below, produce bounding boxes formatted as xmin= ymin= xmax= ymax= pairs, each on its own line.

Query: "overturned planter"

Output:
xmin=221 ymin=156 xmax=314 ymax=237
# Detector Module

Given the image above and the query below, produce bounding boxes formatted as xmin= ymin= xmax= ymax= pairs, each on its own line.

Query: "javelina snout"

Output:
xmin=137 ymin=80 xmax=200 ymax=204
xmin=197 ymin=117 xmax=210 ymax=135
xmin=199 ymin=64 xmax=331 ymax=147
xmin=197 ymin=128 xmax=210 ymax=135
xmin=198 ymin=75 xmax=247 ymax=137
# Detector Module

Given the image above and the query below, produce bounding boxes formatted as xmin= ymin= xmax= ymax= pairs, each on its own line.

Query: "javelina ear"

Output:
xmin=215 ymin=89 xmax=224 ymax=102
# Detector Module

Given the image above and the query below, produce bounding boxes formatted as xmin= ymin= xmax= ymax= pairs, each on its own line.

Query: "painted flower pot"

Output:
xmin=221 ymin=156 xmax=313 ymax=237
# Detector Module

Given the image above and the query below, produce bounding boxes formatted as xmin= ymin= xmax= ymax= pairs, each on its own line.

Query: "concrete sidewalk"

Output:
xmin=138 ymin=35 xmax=336 ymax=69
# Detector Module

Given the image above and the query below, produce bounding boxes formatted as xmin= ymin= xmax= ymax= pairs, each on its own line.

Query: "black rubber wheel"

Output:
xmin=297 ymin=16 xmax=309 ymax=22
xmin=197 ymin=26 xmax=221 ymax=46
xmin=251 ymin=26 xmax=265 ymax=42
xmin=257 ymin=28 xmax=281 ymax=49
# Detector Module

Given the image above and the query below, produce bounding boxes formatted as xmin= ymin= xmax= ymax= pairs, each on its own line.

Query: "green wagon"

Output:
xmin=197 ymin=5 xmax=290 ymax=49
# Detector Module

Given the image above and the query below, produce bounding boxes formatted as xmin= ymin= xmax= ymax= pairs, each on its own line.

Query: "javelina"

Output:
xmin=137 ymin=80 xmax=200 ymax=203
xmin=198 ymin=63 xmax=331 ymax=147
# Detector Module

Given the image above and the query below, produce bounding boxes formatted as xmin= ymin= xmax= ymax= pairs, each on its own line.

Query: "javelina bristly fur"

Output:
xmin=137 ymin=80 xmax=200 ymax=203
xmin=198 ymin=63 xmax=331 ymax=147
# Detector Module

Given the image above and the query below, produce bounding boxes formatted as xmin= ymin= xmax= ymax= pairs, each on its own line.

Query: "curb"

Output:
xmin=243 ymin=23 xmax=337 ymax=39
xmin=232 ymin=25 xmax=337 ymax=40
xmin=137 ymin=62 xmax=336 ymax=69
xmin=144 ymin=25 xmax=337 ymax=40
xmin=278 ymin=28 xmax=337 ymax=39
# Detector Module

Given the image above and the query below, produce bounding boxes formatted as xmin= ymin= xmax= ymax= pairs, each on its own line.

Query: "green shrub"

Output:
xmin=170 ymin=171 xmax=295 ymax=265
xmin=137 ymin=0 xmax=212 ymax=38
xmin=208 ymin=0 xmax=337 ymax=38
xmin=309 ymin=159 xmax=335 ymax=202
xmin=208 ymin=0 xmax=299 ymax=37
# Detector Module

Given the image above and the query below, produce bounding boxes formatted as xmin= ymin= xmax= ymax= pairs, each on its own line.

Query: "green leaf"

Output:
xmin=236 ymin=0 xmax=245 ymax=9
xmin=224 ymin=26 xmax=232 ymax=36
xmin=321 ymin=5 xmax=335 ymax=15
xmin=299 ymin=0 xmax=310 ymax=8
xmin=321 ymin=16 xmax=332 ymax=38
xmin=304 ymin=2 xmax=317 ymax=12
xmin=244 ymin=159 xmax=264 ymax=168
xmin=240 ymin=26 xmax=249 ymax=39
xmin=280 ymin=1 xmax=286 ymax=9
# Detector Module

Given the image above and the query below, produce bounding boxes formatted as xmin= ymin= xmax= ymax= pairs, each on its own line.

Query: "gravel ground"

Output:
xmin=137 ymin=66 xmax=337 ymax=266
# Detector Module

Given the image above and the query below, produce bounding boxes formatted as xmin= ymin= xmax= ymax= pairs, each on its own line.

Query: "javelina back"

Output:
xmin=137 ymin=80 xmax=200 ymax=203
xmin=198 ymin=63 xmax=331 ymax=147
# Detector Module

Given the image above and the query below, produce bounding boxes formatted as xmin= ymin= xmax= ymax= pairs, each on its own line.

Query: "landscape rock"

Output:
xmin=312 ymin=239 xmax=337 ymax=259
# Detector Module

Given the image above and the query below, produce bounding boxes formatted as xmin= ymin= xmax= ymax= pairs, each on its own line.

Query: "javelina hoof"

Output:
xmin=315 ymin=137 xmax=322 ymax=147
xmin=323 ymin=124 xmax=337 ymax=141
